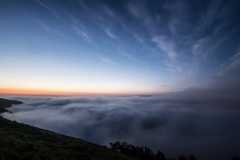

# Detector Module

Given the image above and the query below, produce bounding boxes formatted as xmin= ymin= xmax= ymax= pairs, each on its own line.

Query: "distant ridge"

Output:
xmin=0 ymin=98 xmax=23 ymax=113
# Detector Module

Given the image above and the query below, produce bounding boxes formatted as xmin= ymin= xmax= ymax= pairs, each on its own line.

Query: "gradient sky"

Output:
xmin=1 ymin=0 xmax=240 ymax=94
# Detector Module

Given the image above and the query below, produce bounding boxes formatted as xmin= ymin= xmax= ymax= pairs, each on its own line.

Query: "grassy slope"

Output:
xmin=0 ymin=98 xmax=136 ymax=160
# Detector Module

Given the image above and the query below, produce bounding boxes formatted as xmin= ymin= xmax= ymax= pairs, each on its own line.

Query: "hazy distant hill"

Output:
xmin=0 ymin=98 xmax=23 ymax=113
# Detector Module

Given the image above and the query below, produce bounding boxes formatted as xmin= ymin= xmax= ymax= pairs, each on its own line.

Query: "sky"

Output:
xmin=1 ymin=0 xmax=240 ymax=94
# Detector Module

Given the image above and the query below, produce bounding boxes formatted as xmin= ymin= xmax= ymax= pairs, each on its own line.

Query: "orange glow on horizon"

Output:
xmin=0 ymin=87 xmax=82 ymax=95
xmin=0 ymin=87 xmax=159 ymax=95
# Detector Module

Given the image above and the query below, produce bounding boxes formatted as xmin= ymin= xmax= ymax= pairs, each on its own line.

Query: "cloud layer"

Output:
xmin=2 ymin=93 xmax=240 ymax=160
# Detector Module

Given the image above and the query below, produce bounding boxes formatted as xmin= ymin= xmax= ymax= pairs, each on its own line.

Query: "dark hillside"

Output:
xmin=0 ymin=98 xmax=22 ymax=113
xmin=0 ymin=117 xmax=136 ymax=160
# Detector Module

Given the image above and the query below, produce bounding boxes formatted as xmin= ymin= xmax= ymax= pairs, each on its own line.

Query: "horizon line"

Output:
xmin=0 ymin=87 xmax=162 ymax=96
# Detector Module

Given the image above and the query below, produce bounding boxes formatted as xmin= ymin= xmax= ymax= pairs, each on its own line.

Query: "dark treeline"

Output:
xmin=110 ymin=141 xmax=240 ymax=160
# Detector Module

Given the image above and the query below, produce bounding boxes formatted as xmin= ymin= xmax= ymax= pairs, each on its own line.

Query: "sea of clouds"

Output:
xmin=1 ymin=91 xmax=240 ymax=160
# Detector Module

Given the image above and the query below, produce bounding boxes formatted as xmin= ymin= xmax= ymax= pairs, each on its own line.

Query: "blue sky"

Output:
xmin=1 ymin=0 xmax=240 ymax=94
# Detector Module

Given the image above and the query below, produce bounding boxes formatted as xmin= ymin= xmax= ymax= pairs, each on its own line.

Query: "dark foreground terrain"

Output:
xmin=0 ymin=116 xmax=137 ymax=160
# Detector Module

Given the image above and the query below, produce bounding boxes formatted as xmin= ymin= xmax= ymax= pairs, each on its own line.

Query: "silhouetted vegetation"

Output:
xmin=110 ymin=141 xmax=200 ymax=160
xmin=178 ymin=155 xmax=187 ymax=160
xmin=188 ymin=155 xmax=197 ymax=160
xmin=110 ymin=141 xmax=157 ymax=160
xmin=110 ymin=141 xmax=240 ymax=160
xmin=232 ymin=156 xmax=240 ymax=160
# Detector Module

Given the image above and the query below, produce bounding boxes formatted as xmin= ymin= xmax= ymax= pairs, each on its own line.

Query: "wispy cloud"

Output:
xmin=35 ymin=0 xmax=63 ymax=21
xmin=152 ymin=36 xmax=177 ymax=62
xmin=125 ymin=0 xmax=156 ymax=34
xmin=126 ymin=2 xmax=142 ymax=20
xmin=164 ymin=0 xmax=191 ymax=34
xmin=71 ymin=25 xmax=92 ymax=43
xmin=117 ymin=49 xmax=139 ymax=62
xmin=194 ymin=0 xmax=220 ymax=34
xmin=105 ymin=29 xmax=117 ymax=39
xmin=22 ymin=11 xmax=66 ymax=38
xmin=218 ymin=51 xmax=240 ymax=76
xmin=165 ymin=62 xmax=182 ymax=73
xmin=102 ymin=4 xmax=115 ymax=19
xmin=192 ymin=27 xmax=238 ymax=60
xmin=74 ymin=0 xmax=89 ymax=13
xmin=102 ymin=4 xmax=131 ymax=35
xmin=36 ymin=20 xmax=66 ymax=38
xmin=97 ymin=55 xmax=113 ymax=64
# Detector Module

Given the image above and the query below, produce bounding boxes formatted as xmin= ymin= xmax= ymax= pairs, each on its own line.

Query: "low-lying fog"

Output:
xmin=1 ymin=92 xmax=240 ymax=160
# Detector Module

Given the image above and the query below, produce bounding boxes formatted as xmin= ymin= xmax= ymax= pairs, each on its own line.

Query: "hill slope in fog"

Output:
xmin=0 ymin=116 xmax=137 ymax=160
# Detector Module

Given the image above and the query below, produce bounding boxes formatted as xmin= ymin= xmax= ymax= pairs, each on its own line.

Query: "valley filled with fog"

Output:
xmin=1 ymin=93 xmax=240 ymax=160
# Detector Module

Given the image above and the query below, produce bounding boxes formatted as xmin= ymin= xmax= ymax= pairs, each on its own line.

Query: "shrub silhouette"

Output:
xmin=110 ymin=141 xmax=203 ymax=160
xmin=188 ymin=155 xmax=197 ymax=160
xmin=232 ymin=156 xmax=240 ymax=160
xmin=178 ymin=155 xmax=187 ymax=160
xmin=156 ymin=151 xmax=167 ymax=160
xmin=110 ymin=141 xmax=165 ymax=160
